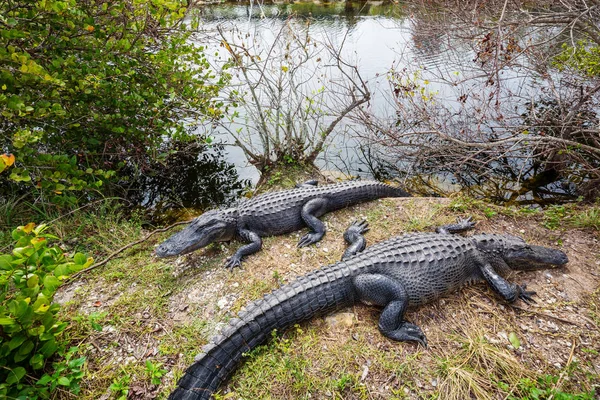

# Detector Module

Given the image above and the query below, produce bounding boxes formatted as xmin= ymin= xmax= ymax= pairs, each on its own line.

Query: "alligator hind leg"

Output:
xmin=225 ymin=229 xmax=262 ymax=269
xmin=341 ymin=220 xmax=369 ymax=260
xmin=298 ymin=198 xmax=328 ymax=247
xmin=354 ymin=274 xmax=427 ymax=347
xmin=436 ymin=216 xmax=476 ymax=234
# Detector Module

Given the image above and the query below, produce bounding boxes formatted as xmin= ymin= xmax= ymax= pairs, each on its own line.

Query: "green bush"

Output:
xmin=1 ymin=0 xmax=226 ymax=206
xmin=0 ymin=223 xmax=91 ymax=398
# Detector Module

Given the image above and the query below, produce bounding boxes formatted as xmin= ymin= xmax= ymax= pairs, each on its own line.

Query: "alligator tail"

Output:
xmin=169 ymin=263 xmax=355 ymax=400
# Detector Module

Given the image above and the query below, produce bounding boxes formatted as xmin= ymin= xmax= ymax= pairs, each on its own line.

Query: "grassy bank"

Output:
xmin=35 ymin=194 xmax=598 ymax=399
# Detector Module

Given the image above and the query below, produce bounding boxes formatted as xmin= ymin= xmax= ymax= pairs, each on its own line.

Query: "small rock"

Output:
xmin=217 ymin=298 xmax=229 ymax=310
xmin=323 ymin=247 xmax=329 ymax=253
xmin=360 ymin=364 xmax=369 ymax=381
xmin=431 ymin=379 xmax=438 ymax=387
xmin=325 ymin=312 xmax=354 ymax=328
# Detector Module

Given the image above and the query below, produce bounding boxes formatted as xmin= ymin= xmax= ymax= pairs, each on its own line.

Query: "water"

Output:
xmin=184 ymin=1 xmax=589 ymax=205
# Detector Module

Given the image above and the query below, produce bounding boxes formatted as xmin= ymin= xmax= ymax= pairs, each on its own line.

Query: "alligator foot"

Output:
xmin=224 ymin=255 xmax=243 ymax=269
xmin=517 ymin=284 xmax=537 ymax=304
xmin=298 ymin=232 xmax=324 ymax=248
xmin=380 ymin=321 xmax=428 ymax=348
xmin=344 ymin=220 xmax=370 ymax=241
xmin=436 ymin=216 xmax=476 ymax=235
xmin=341 ymin=220 xmax=370 ymax=260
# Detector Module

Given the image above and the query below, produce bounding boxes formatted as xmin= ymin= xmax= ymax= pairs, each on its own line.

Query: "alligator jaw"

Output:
xmin=507 ymin=244 xmax=569 ymax=271
xmin=155 ymin=211 xmax=235 ymax=257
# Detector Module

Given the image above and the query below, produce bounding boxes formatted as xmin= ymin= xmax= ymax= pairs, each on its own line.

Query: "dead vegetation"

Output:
xmin=55 ymin=196 xmax=599 ymax=399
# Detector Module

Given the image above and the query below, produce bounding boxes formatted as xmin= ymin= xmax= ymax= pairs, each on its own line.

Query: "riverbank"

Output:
xmin=53 ymin=194 xmax=599 ymax=399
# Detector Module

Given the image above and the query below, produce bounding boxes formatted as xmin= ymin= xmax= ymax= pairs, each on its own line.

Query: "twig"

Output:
xmin=511 ymin=305 xmax=582 ymax=327
xmin=65 ymin=220 xmax=192 ymax=282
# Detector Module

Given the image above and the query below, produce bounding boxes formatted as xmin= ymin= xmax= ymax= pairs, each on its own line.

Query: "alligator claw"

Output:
xmin=224 ymin=255 xmax=243 ymax=270
xmin=347 ymin=219 xmax=370 ymax=234
xmin=456 ymin=216 xmax=476 ymax=230
xmin=518 ymin=284 xmax=537 ymax=304
xmin=297 ymin=233 xmax=322 ymax=248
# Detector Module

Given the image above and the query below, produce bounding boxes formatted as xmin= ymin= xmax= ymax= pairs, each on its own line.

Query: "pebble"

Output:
xmin=360 ymin=364 xmax=369 ymax=381
xmin=217 ymin=298 xmax=229 ymax=310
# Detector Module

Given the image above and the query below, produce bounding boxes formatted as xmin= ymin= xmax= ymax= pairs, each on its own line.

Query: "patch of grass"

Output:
xmin=508 ymin=375 xmax=596 ymax=400
xmin=571 ymin=207 xmax=600 ymax=230
xmin=543 ymin=205 xmax=568 ymax=230
xmin=436 ymin=329 xmax=533 ymax=400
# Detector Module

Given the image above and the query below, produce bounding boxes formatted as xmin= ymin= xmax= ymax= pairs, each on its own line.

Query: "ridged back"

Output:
xmin=169 ymin=263 xmax=356 ymax=400
xmin=239 ymin=180 xmax=408 ymax=215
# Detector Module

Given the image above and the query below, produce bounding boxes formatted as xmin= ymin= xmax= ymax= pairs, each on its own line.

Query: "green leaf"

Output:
xmin=39 ymin=338 xmax=58 ymax=358
xmin=30 ymin=353 xmax=45 ymax=369
xmin=43 ymin=275 xmax=61 ymax=293
xmin=508 ymin=332 xmax=521 ymax=349
xmin=0 ymin=317 xmax=16 ymax=325
xmin=57 ymin=376 xmax=71 ymax=386
xmin=0 ymin=254 xmax=13 ymax=270
xmin=8 ymin=300 xmax=29 ymax=318
xmin=36 ymin=374 xmax=53 ymax=386
xmin=19 ymin=340 xmax=34 ymax=355
xmin=27 ymin=274 xmax=40 ymax=288
xmin=8 ymin=333 xmax=27 ymax=350
xmin=6 ymin=366 xmax=26 ymax=384
xmin=74 ymin=253 xmax=87 ymax=265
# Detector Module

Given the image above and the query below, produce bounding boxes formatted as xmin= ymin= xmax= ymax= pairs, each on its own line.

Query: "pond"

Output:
xmin=188 ymin=0 xmax=586 ymax=206
xmin=132 ymin=0 xmax=589 ymax=220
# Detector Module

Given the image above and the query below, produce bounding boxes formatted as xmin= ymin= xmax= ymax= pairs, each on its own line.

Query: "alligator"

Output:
xmin=155 ymin=180 xmax=410 ymax=268
xmin=168 ymin=218 xmax=568 ymax=399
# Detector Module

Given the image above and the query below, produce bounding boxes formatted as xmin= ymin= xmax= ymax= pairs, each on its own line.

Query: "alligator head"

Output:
xmin=156 ymin=209 xmax=238 ymax=257
xmin=474 ymin=234 xmax=568 ymax=271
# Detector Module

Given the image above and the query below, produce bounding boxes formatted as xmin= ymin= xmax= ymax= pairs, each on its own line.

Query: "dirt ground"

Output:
xmin=56 ymin=197 xmax=600 ymax=399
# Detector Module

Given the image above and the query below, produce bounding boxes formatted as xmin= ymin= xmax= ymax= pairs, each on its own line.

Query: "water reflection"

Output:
xmin=120 ymin=141 xmax=249 ymax=223
xmin=193 ymin=1 xmax=590 ymax=205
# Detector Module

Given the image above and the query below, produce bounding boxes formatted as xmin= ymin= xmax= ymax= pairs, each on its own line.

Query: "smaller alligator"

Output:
xmin=168 ymin=219 xmax=568 ymax=399
xmin=155 ymin=180 xmax=410 ymax=268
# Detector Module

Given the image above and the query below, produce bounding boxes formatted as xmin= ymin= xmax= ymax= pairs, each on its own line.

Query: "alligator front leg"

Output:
xmin=298 ymin=198 xmax=328 ymax=247
xmin=341 ymin=220 xmax=369 ymax=261
xmin=480 ymin=263 xmax=536 ymax=304
xmin=225 ymin=229 xmax=262 ymax=269
xmin=354 ymin=274 xmax=427 ymax=347
xmin=436 ymin=216 xmax=476 ymax=234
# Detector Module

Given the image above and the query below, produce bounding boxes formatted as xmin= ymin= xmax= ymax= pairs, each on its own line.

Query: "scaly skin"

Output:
xmin=168 ymin=219 xmax=568 ymax=399
xmin=156 ymin=180 xmax=410 ymax=268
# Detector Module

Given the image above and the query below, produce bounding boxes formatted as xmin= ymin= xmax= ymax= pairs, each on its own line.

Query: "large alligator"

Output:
xmin=168 ymin=219 xmax=568 ymax=399
xmin=155 ymin=180 xmax=410 ymax=268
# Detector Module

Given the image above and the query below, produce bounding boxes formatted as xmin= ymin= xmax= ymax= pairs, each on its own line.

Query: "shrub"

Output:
xmin=0 ymin=223 xmax=91 ymax=398
xmin=0 ymin=0 xmax=226 ymax=206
